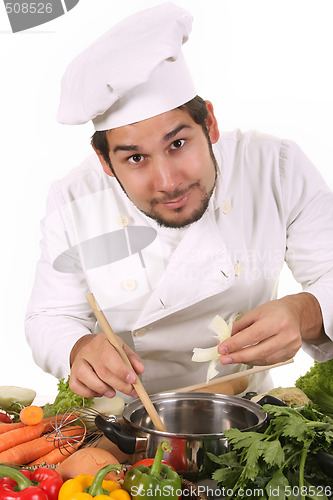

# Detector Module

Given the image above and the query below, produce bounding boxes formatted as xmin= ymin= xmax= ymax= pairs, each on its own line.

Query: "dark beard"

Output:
xmin=140 ymin=180 xmax=216 ymax=228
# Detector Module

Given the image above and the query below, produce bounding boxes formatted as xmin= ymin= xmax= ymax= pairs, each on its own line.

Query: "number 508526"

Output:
xmin=285 ymin=486 xmax=332 ymax=497
xmin=5 ymin=3 xmax=53 ymax=14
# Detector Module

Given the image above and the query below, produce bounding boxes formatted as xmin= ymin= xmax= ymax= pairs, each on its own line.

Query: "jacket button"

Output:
xmin=133 ymin=328 xmax=147 ymax=337
xmin=234 ymin=261 xmax=244 ymax=277
xmin=234 ymin=312 xmax=244 ymax=322
xmin=121 ymin=279 xmax=137 ymax=291
xmin=117 ymin=215 xmax=129 ymax=227
xmin=221 ymin=201 xmax=232 ymax=214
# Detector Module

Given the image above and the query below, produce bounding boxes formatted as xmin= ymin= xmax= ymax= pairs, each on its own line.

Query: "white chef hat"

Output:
xmin=57 ymin=2 xmax=197 ymax=131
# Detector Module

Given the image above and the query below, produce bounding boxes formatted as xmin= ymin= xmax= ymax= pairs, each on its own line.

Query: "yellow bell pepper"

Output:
xmin=58 ymin=464 xmax=130 ymax=500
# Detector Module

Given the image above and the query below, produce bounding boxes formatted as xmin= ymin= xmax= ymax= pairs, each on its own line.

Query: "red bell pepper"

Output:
xmin=0 ymin=464 xmax=63 ymax=500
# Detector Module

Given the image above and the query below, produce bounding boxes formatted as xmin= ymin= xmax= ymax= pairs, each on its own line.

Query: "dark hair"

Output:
xmin=91 ymin=95 xmax=209 ymax=169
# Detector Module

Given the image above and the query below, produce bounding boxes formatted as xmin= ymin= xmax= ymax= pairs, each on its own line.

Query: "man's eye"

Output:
xmin=128 ymin=154 xmax=143 ymax=164
xmin=170 ymin=139 xmax=185 ymax=150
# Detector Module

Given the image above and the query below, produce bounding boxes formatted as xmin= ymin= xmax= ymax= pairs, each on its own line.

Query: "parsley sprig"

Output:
xmin=207 ymin=403 xmax=333 ymax=499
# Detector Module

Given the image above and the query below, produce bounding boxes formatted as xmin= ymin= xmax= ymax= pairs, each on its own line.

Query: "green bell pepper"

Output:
xmin=123 ymin=440 xmax=181 ymax=500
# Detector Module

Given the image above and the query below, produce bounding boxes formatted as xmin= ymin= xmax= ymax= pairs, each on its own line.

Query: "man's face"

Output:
xmin=106 ymin=105 xmax=219 ymax=228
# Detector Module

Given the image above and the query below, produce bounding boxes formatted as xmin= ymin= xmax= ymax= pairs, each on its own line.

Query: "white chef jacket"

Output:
xmin=25 ymin=130 xmax=333 ymax=394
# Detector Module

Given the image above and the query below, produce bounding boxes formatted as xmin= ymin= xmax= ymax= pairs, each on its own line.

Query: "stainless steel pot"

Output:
xmin=96 ymin=392 xmax=267 ymax=480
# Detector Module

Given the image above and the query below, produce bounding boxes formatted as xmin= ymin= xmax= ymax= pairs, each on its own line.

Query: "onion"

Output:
xmin=192 ymin=315 xmax=233 ymax=383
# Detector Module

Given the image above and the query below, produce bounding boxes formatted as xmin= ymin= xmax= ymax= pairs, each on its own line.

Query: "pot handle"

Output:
xmin=256 ymin=395 xmax=288 ymax=424
xmin=95 ymin=414 xmax=144 ymax=454
xmin=256 ymin=395 xmax=287 ymax=407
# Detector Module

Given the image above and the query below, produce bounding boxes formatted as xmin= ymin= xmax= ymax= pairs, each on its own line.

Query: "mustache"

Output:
xmin=150 ymin=182 xmax=200 ymax=206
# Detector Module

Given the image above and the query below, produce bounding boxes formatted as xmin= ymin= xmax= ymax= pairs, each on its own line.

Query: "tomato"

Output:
xmin=131 ymin=440 xmax=188 ymax=473
xmin=129 ymin=459 xmax=176 ymax=471
xmin=161 ymin=439 xmax=189 ymax=473
xmin=0 ymin=411 xmax=12 ymax=423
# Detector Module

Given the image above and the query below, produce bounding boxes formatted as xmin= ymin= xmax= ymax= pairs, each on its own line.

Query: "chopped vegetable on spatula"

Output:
xmin=191 ymin=315 xmax=233 ymax=383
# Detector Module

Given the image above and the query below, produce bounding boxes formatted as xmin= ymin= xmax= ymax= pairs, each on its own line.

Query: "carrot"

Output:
xmin=0 ymin=418 xmax=64 ymax=437
xmin=0 ymin=412 xmax=79 ymax=435
xmin=28 ymin=440 xmax=82 ymax=466
xmin=0 ymin=433 xmax=58 ymax=465
xmin=0 ymin=422 xmax=25 ymax=434
xmin=20 ymin=405 xmax=44 ymax=425
xmin=0 ymin=425 xmax=85 ymax=465
xmin=0 ymin=422 xmax=45 ymax=453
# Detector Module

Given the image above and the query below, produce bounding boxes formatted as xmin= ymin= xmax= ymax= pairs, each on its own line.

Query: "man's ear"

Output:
xmin=91 ymin=141 xmax=114 ymax=177
xmin=205 ymin=101 xmax=220 ymax=144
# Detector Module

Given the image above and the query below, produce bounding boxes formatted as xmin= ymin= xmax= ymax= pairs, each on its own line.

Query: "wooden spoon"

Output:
xmin=86 ymin=293 xmax=167 ymax=432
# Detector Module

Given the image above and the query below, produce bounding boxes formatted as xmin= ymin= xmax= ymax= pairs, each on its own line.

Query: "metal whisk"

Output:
xmin=53 ymin=406 xmax=119 ymax=449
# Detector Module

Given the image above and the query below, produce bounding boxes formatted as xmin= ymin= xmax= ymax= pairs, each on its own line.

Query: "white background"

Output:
xmin=0 ymin=0 xmax=332 ymax=402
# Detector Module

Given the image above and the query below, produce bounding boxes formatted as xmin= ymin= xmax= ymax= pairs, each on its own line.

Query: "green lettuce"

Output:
xmin=43 ymin=376 xmax=93 ymax=417
xmin=295 ymin=359 xmax=333 ymax=416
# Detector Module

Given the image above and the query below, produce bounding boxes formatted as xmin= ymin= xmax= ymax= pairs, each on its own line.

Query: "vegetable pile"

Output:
xmin=296 ymin=359 xmax=333 ymax=416
xmin=0 ymin=377 xmax=126 ymax=472
xmin=208 ymin=403 xmax=333 ymax=499
xmin=57 ymin=439 xmax=181 ymax=500
xmin=0 ymin=411 xmax=85 ymax=465
xmin=0 ymin=378 xmax=90 ymax=466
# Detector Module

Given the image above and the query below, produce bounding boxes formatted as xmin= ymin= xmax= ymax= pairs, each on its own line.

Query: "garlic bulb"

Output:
xmin=192 ymin=315 xmax=233 ymax=383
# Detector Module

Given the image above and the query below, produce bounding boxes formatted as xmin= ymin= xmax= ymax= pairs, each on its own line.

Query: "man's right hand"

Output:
xmin=69 ymin=332 xmax=145 ymax=398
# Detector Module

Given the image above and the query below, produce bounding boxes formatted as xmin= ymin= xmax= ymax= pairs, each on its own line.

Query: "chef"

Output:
xmin=25 ymin=3 xmax=333 ymax=399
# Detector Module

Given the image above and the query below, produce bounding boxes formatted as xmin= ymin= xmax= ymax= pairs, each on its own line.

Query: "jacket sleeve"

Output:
xmin=25 ymin=182 xmax=96 ymax=379
xmin=281 ymin=141 xmax=333 ymax=360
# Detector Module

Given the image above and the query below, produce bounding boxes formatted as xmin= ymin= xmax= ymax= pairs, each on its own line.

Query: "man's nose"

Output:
xmin=152 ymin=157 xmax=182 ymax=192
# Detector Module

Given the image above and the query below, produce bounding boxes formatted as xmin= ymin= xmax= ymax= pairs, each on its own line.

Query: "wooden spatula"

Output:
xmin=86 ymin=293 xmax=167 ymax=432
xmin=172 ymin=359 xmax=294 ymax=393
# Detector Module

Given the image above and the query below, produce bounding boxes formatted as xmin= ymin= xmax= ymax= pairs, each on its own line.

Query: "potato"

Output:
xmin=56 ymin=447 xmax=123 ymax=481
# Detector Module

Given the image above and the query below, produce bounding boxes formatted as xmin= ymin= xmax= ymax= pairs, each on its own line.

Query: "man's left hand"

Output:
xmin=217 ymin=292 xmax=325 ymax=366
